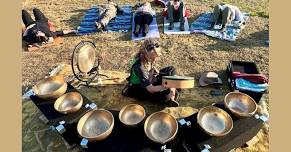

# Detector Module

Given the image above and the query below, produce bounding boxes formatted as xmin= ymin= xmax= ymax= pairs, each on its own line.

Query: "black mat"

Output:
xmin=58 ymin=110 xmax=184 ymax=152
xmin=180 ymin=103 xmax=263 ymax=152
xmin=56 ymin=103 xmax=263 ymax=152
xmin=30 ymin=83 xmax=93 ymax=125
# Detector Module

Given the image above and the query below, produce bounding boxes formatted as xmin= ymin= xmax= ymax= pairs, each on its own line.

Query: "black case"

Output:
xmin=226 ymin=61 xmax=264 ymax=103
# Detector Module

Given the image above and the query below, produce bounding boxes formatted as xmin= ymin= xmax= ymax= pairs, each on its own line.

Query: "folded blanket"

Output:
xmin=131 ymin=14 xmax=160 ymax=41
xmin=232 ymin=72 xmax=268 ymax=84
xmin=235 ymin=78 xmax=268 ymax=93
xmin=190 ymin=12 xmax=249 ymax=41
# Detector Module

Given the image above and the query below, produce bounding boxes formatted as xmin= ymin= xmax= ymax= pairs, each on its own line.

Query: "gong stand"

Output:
xmin=71 ymin=41 xmax=107 ymax=87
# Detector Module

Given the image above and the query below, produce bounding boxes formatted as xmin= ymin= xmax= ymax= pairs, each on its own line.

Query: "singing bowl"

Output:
xmin=77 ymin=109 xmax=114 ymax=142
xmin=77 ymin=44 xmax=96 ymax=73
xmin=119 ymin=104 xmax=146 ymax=126
xmin=32 ymin=75 xmax=67 ymax=100
xmin=162 ymin=76 xmax=194 ymax=89
xmin=197 ymin=106 xmax=233 ymax=136
xmin=224 ymin=92 xmax=258 ymax=118
xmin=54 ymin=92 xmax=83 ymax=114
xmin=144 ymin=111 xmax=178 ymax=144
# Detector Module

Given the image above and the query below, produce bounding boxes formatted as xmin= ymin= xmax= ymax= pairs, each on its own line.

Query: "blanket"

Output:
xmin=131 ymin=14 xmax=160 ymax=41
xmin=77 ymin=5 xmax=132 ymax=35
xmin=190 ymin=12 xmax=249 ymax=41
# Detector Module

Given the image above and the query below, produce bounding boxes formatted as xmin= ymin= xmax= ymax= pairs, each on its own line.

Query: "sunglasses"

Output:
xmin=146 ymin=43 xmax=160 ymax=51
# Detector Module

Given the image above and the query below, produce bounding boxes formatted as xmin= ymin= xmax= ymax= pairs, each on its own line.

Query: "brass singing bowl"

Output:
xmin=144 ymin=111 xmax=178 ymax=144
xmin=119 ymin=104 xmax=146 ymax=126
xmin=224 ymin=92 xmax=258 ymax=118
xmin=54 ymin=92 xmax=83 ymax=114
xmin=197 ymin=106 xmax=233 ymax=136
xmin=32 ymin=75 xmax=67 ymax=100
xmin=77 ymin=109 xmax=114 ymax=142
xmin=77 ymin=44 xmax=96 ymax=73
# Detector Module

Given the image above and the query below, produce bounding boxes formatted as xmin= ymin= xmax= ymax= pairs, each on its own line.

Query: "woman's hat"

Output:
xmin=199 ymin=72 xmax=222 ymax=86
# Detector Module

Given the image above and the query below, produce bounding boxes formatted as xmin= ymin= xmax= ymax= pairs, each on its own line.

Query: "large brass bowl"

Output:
xmin=54 ymin=92 xmax=83 ymax=114
xmin=197 ymin=106 xmax=233 ymax=136
xmin=224 ymin=92 xmax=257 ymax=118
xmin=77 ymin=109 xmax=114 ymax=142
xmin=144 ymin=111 xmax=178 ymax=144
xmin=119 ymin=104 xmax=146 ymax=126
xmin=32 ymin=75 xmax=67 ymax=100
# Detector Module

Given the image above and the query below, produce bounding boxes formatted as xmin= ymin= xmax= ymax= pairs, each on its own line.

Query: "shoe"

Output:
xmin=134 ymin=31 xmax=139 ymax=37
xmin=144 ymin=24 xmax=149 ymax=34
xmin=95 ymin=22 xmax=103 ymax=32
xmin=180 ymin=23 xmax=185 ymax=31
xmin=210 ymin=22 xmax=216 ymax=29
xmin=220 ymin=25 xmax=226 ymax=32
xmin=166 ymin=99 xmax=179 ymax=107
xmin=134 ymin=25 xmax=140 ymax=34
xmin=168 ymin=22 xmax=174 ymax=30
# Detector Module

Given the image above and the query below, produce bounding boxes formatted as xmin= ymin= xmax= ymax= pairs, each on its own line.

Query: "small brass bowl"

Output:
xmin=119 ymin=104 xmax=146 ymax=126
xmin=32 ymin=75 xmax=67 ymax=100
xmin=197 ymin=106 xmax=233 ymax=136
xmin=224 ymin=92 xmax=258 ymax=118
xmin=144 ymin=111 xmax=178 ymax=144
xmin=54 ymin=92 xmax=83 ymax=114
xmin=77 ymin=109 xmax=114 ymax=142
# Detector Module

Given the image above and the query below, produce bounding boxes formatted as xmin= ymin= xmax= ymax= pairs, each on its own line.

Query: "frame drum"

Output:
xmin=162 ymin=76 xmax=194 ymax=88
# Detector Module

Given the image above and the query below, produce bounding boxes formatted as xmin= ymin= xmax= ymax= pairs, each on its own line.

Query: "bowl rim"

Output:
xmin=144 ymin=111 xmax=178 ymax=144
xmin=197 ymin=106 xmax=233 ymax=136
xmin=32 ymin=75 xmax=67 ymax=97
xmin=77 ymin=109 xmax=114 ymax=140
xmin=119 ymin=104 xmax=146 ymax=126
xmin=224 ymin=92 xmax=258 ymax=117
xmin=54 ymin=92 xmax=83 ymax=114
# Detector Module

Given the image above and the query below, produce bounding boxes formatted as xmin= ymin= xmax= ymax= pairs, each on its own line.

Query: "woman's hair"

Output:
xmin=135 ymin=38 xmax=159 ymax=63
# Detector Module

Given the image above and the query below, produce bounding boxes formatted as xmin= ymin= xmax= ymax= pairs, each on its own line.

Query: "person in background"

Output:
xmin=210 ymin=3 xmax=245 ymax=32
xmin=95 ymin=0 xmax=123 ymax=31
xmin=167 ymin=0 xmax=185 ymax=31
xmin=133 ymin=2 xmax=156 ymax=37
xmin=123 ymin=38 xmax=180 ymax=107
xmin=22 ymin=8 xmax=76 ymax=46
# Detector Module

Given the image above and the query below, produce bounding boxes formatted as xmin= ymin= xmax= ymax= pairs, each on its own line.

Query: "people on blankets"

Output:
xmin=210 ymin=3 xmax=245 ymax=32
xmin=133 ymin=2 xmax=156 ymax=37
xmin=95 ymin=0 xmax=123 ymax=32
xmin=166 ymin=0 xmax=185 ymax=31
xmin=22 ymin=8 xmax=76 ymax=46
xmin=124 ymin=38 xmax=180 ymax=107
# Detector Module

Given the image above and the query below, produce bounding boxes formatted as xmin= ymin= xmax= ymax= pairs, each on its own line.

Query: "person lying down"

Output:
xmin=22 ymin=8 xmax=76 ymax=47
xmin=95 ymin=0 xmax=124 ymax=32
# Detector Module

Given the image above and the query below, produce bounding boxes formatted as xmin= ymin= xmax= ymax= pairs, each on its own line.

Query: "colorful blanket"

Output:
xmin=77 ymin=5 xmax=132 ymax=35
xmin=190 ymin=12 xmax=249 ymax=41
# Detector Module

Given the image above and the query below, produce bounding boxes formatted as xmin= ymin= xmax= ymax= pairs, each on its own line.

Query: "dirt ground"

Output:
xmin=22 ymin=0 xmax=269 ymax=151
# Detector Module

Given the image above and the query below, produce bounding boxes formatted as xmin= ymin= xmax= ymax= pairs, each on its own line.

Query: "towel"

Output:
xmin=190 ymin=12 xmax=249 ymax=41
xmin=235 ymin=78 xmax=268 ymax=93
xmin=131 ymin=14 xmax=160 ymax=40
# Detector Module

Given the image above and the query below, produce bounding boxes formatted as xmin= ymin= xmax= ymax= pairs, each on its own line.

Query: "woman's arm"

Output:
xmin=146 ymin=84 xmax=167 ymax=93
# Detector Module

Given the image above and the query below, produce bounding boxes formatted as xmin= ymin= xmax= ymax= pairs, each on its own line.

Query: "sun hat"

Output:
xmin=199 ymin=72 xmax=223 ymax=86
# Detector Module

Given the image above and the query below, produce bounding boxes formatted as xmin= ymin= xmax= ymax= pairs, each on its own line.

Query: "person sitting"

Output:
xmin=167 ymin=0 xmax=185 ymax=31
xmin=22 ymin=8 xmax=76 ymax=46
xmin=95 ymin=0 xmax=123 ymax=32
xmin=123 ymin=38 xmax=180 ymax=107
xmin=133 ymin=2 xmax=156 ymax=37
xmin=210 ymin=3 xmax=245 ymax=32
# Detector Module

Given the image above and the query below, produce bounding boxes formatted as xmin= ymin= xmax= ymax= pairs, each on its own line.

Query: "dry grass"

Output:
xmin=22 ymin=0 xmax=269 ymax=151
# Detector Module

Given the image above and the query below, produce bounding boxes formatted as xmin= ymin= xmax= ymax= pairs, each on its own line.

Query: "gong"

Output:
xmin=71 ymin=41 xmax=101 ymax=86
